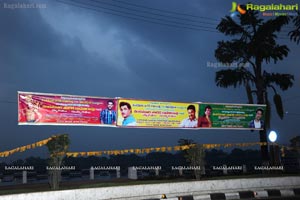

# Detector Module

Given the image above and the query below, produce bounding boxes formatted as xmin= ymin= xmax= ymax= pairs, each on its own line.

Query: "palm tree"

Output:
xmin=214 ymin=10 xmax=294 ymax=164
xmin=288 ymin=11 xmax=300 ymax=44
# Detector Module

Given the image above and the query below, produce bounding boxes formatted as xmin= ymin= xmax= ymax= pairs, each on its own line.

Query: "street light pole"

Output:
xmin=268 ymin=131 xmax=281 ymax=167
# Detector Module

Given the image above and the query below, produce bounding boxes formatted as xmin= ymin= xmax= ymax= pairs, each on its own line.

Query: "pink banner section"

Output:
xmin=18 ymin=92 xmax=117 ymax=126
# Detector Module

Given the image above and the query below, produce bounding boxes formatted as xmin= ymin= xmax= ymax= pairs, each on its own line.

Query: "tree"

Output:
xmin=290 ymin=136 xmax=300 ymax=160
xmin=215 ymin=10 xmax=294 ymax=164
xmin=282 ymin=136 xmax=300 ymax=172
xmin=177 ymin=139 xmax=206 ymax=179
xmin=185 ymin=144 xmax=206 ymax=179
xmin=177 ymin=138 xmax=195 ymax=156
xmin=178 ymin=138 xmax=195 ymax=146
xmin=46 ymin=134 xmax=70 ymax=190
xmin=288 ymin=11 xmax=300 ymax=44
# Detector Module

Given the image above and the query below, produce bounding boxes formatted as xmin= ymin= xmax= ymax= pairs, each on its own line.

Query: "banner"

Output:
xmin=18 ymin=92 xmax=117 ymax=126
xmin=18 ymin=91 xmax=266 ymax=130
xmin=198 ymin=103 xmax=266 ymax=129
xmin=116 ymin=99 xmax=199 ymax=128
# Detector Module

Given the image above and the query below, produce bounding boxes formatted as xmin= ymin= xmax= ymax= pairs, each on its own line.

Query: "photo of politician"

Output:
xmin=249 ymin=108 xmax=264 ymax=129
xmin=100 ymin=100 xmax=116 ymax=125
xmin=199 ymin=105 xmax=212 ymax=128
xmin=119 ymin=102 xmax=137 ymax=126
xmin=179 ymin=105 xmax=198 ymax=128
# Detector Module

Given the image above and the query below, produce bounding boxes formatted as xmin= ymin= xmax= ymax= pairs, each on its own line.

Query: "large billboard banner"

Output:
xmin=18 ymin=92 xmax=117 ymax=126
xmin=198 ymin=103 xmax=266 ymax=130
xmin=18 ymin=92 xmax=266 ymax=130
xmin=116 ymin=99 xmax=199 ymax=128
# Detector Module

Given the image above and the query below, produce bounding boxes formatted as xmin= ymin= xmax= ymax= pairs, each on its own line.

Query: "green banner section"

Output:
xmin=198 ymin=103 xmax=266 ymax=129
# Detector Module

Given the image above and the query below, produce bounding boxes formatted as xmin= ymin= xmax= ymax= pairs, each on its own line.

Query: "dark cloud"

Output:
xmin=0 ymin=0 xmax=299 ymax=158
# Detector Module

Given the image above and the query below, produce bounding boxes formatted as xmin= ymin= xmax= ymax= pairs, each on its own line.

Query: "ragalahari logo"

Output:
xmin=230 ymin=2 xmax=246 ymax=18
xmin=230 ymin=2 xmax=298 ymax=17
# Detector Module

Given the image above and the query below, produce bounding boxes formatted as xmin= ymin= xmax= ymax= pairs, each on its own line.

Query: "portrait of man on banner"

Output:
xmin=119 ymin=101 xmax=137 ymax=126
xmin=179 ymin=105 xmax=198 ymax=128
xmin=199 ymin=105 xmax=212 ymax=128
xmin=100 ymin=100 xmax=116 ymax=125
xmin=249 ymin=108 xmax=265 ymax=129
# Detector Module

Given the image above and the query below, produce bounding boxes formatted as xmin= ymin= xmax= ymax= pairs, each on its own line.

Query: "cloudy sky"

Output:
xmin=0 ymin=0 xmax=299 ymax=159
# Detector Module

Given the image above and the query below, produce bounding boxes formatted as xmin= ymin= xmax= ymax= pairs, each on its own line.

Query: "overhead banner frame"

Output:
xmin=18 ymin=91 xmax=266 ymax=130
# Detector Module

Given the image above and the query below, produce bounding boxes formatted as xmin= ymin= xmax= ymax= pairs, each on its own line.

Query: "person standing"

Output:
xmin=100 ymin=100 xmax=116 ymax=125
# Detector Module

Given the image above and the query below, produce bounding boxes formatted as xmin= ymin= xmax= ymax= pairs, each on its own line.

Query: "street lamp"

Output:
xmin=268 ymin=131 xmax=277 ymax=143
xmin=268 ymin=131 xmax=280 ymax=167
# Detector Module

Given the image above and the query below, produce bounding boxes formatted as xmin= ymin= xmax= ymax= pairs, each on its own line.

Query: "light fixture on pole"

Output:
xmin=268 ymin=131 xmax=277 ymax=143
xmin=268 ymin=130 xmax=280 ymax=167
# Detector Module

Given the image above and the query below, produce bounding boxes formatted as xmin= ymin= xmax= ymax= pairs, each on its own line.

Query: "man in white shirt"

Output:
xmin=249 ymin=108 xmax=264 ymax=129
xmin=180 ymin=105 xmax=198 ymax=128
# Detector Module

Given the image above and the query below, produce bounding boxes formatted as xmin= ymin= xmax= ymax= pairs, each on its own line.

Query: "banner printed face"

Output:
xmin=117 ymin=99 xmax=199 ymax=128
xmin=198 ymin=103 xmax=266 ymax=129
xmin=18 ymin=92 xmax=117 ymax=126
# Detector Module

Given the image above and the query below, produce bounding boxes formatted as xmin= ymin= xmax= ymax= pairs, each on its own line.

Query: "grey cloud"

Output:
xmin=0 ymin=0 xmax=299 ymax=157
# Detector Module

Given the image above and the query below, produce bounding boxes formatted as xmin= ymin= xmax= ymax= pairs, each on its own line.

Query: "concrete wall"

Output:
xmin=0 ymin=176 xmax=299 ymax=200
